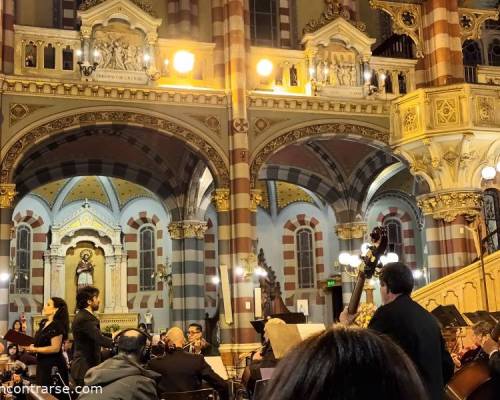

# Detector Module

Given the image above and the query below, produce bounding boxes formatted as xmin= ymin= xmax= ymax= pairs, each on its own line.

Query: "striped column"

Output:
xmin=178 ymin=0 xmax=192 ymax=36
xmin=166 ymin=0 xmax=178 ymax=37
xmin=212 ymin=189 xmax=232 ymax=343
xmin=279 ymin=0 xmax=292 ymax=48
xmin=212 ymin=0 xmax=226 ymax=86
xmin=168 ymin=221 xmax=207 ymax=330
xmin=0 ymin=184 xmax=16 ymax=335
xmin=190 ymin=0 xmax=199 ymax=39
xmin=61 ymin=0 xmax=77 ymax=30
xmin=204 ymin=219 xmax=218 ymax=316
xmin=418 ymin=191 xmax=481 ymax=281
xmin=2 ymin=0 xmax=15 ymax=73
xmin=416 ymin=0 xmax=463 ymax=87
xmin=335 ymin=222 xmax=367 ymax=306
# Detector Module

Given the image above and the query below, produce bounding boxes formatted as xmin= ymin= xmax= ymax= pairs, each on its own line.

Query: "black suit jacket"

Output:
xmin=147 ymin=348 xmax=228 ymax=400
xmin=71 ymin=309 xmax=114 ymax=383
xmin=369 ymin=295 xmax=454 ymax=400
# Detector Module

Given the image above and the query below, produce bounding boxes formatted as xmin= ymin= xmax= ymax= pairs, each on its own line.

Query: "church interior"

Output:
xmin=0 ymin=0 xmax=500 ymax=398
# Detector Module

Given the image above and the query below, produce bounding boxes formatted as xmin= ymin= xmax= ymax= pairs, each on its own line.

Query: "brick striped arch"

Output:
xmin=347 ymin=150 xmax=397 ymax=217
xmin=259 ymin=165 xmax=349 ymax=220
xmin=204 ymin=218 xmax=218 ymax=313
xmin=1 ymin=108 xmax=229 ymax=188
xmin=376 ymin=207 xmax=416 ymax=268
xmin=10 ymin=210 xmax=46 ymax=314
xmin=282 ymin=215 xmax=325 ymax=310
xmin=124 ymin=212 xmax=164 ymax=311
xmin=250 ymin=121 xmax=390 ymax=188
xmin=306 ymin=142 xmax=348 ymax=193
xmin=15 ymin=128 xmax=180 ymax=195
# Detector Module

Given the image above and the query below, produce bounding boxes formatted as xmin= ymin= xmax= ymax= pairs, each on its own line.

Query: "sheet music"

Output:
xmin=296 ymin=324 xmax=325 ymax=340
xmin=205 ymin=356 xmax=229 ymax=380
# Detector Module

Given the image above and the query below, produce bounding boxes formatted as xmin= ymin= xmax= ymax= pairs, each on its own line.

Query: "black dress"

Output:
xmin=34 ymin=320 xmax=69 ymax=391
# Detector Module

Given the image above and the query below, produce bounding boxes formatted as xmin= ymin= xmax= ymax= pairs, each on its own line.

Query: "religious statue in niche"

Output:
xmin=76 ymin=249 xmax=94 ymax=289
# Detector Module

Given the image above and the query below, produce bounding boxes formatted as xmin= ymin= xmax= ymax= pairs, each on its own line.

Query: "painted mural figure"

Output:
xmin=76 ymin=250 xmax=94 ymax=289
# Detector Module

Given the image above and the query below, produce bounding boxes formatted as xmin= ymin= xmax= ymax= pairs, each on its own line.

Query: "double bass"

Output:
xmin=445 ymin=322 xmax=500 ymax=400
xmin=347 ymin=226 xmax=388 ymax=316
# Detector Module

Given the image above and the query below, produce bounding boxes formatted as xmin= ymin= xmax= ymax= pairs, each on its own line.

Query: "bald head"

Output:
xmin=117 ymin=329 xmax=147 ymax=354
xmin=166 ymin=327 xmax=186 ymax=348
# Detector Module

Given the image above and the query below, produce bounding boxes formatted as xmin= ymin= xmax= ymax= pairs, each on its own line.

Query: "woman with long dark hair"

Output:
xmin=12 ymin=320 xmax=24 ymax=333
xmin=265 ymin=326 xmax=428 ymax=400
xmin=23 ymin=297 xmax=69 ymax=395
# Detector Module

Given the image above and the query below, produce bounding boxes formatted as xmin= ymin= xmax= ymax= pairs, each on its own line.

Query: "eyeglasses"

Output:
xmin=187 ymin=330 xmax=201 ymax=335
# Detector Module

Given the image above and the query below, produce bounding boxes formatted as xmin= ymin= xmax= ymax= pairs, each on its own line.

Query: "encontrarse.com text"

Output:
xmin=0 ymin=385 xmax=103 ymax=395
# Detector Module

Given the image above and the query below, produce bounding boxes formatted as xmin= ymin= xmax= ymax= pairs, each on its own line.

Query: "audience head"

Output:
xmin=138 ymin=323 xmax=148 ymax=332
xmin=76 ymin=286 xmax=100 ymax=311
xmin=12 ymin=320 xmax=22 ymax=332
xmin=115 ymin=329 xmax=149 ymax=362
xmin=7 ymin=344 xmax=19 ymax=359
xmin=166 ymin=327 xmax=186 ymax=349
xmin=266 ymin=325 xmax=427 ymax=400
xmin=472 ymin=321 xmax=493 ymax=346
xmin=379 ymin=262 xmax=414 ymax=304
xmin=159 ymin=331 xmax=167 ymax=343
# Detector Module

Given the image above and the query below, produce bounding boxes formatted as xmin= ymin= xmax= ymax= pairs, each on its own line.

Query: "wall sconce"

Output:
xmin=257 ymin=59 xmax=273 ymax=78
xmin=173 ymin=50 xmax=195 ymax=74
xmin=76 ymin=49 xmax=99 ymax=78
xmin=481 ymin=162 xmax=500 ymax=180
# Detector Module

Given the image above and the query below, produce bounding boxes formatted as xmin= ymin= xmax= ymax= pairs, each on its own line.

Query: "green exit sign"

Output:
xmin=327 ymin=279 xmax=336 ymax=287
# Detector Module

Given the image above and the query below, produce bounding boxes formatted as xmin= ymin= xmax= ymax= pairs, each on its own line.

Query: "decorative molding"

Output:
xmin=435 ymin=98 xmax=458 ymax=125
xmin=335 ymin=222 xmax=367 ymax=240
xmin=250 ymin=122 xmax=388 ymax=187
xmin=1 ymin=111 xmax=229 ymax=188
xmin=458 ymin=8 xmax=499 ymax=42
xmin=0 ymin=77 xmax=228 ymax=107
xmin=417 ymin=191 xmax=483 ymax=222
xmin=189 ymin=115 xmax=221 ymax=136
xmin=9 ymin=103 xmax=51 ymax=126
xmin=252 ymin=117 xmax=289 ymax=135
xmin=167 ymin=221 xmax=207 ymax=240
xmin=250 ymin=189 xmax=263 ymax=212
xmin=249 ymin=94 xmax=390 ymax=115
xmin=212 ymin=189 xmax=230 ymax=212
xmin=303 ymin=0 xmax=366 ymax=34
xmin=79 ymin=0 xmax=156 ymax=17
xmin=370 ymin=0 xmax=424 ymax=58
xmin=232 ymin=118 xmax=249 ymax=134
xmin=0 ymin=184 xmax=17 ymax=209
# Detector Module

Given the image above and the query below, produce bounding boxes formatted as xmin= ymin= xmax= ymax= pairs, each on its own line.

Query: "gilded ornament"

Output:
xmin=182 ymin=221 xmax=208 ymax=239
xmin=477 ymin=96 xmax=494 ymax=123
xmin=335 ymin=222 xmax=367 ymax=240
xmin=303 ymin=0 xmax=366 ymax=33
xmin=212 ymin=189 xmax=230 ymax=212
xmin=167 ymin=222 xmax=183 ymax=240
xmin=458 ymin=8 xmax=499 ymax=41
xmin=402 ymin=107 xmax=418 ymax=133
xmin=0 ymin=184 xmax=17 ymax=208
xmin=9 ymin=103 xmax=50 ymax=126
xmin=79 ymin=0 xmax=156 ymax=16
xmin=417 ymin=191 xmax=483 ymax=222
xmin=436 ymin=99 xmax=458 ymax=125
xmin=250 ymin=190 xmax=263 ymax=212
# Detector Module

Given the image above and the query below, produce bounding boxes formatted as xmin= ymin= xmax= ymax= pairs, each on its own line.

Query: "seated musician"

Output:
xmin=452 ymin=321 xmax=493 ymax=368
xmin=147 ymin=327 xmax=228 ymax=400
xmin=482 ymin=326 xmax=500 ymax=391
xmin=186 ymin=323 xmax=219 ymax=356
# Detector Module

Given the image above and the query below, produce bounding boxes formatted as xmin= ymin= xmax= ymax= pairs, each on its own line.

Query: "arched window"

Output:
xmin=463 ymin=40 xmax=482 ymax=83
xmin=296 ymin=228 xmax=314 ymax=289
xmin=250 ymin=0 xmax=278 ymax=47
xmin=139 ymin=226 xmax=155 ymax=291
xmin=483 ymin=189 xmax=500 ymax=252
xmin=15 ymin=226 xmax=31 ymax=294
xmin=44 ymin=44 xmax=55 ymax=69
xmin=488 ymin=39 xmax=500 ymax=66
xmin=384 ymin=219 xmax=404 ymax=260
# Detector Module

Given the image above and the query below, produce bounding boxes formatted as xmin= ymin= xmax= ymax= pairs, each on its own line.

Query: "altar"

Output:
xmin=43 ymin=202 xmax=128 ymax=314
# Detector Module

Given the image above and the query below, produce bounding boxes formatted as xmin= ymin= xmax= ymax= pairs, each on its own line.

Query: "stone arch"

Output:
xmin=1 ymin=106 xmax=230 ymax=188
xmin=250 ymin=119 xmax=390 ymax=188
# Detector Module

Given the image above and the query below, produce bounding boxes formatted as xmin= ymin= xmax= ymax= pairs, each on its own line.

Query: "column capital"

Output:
xmin=168 ymin=220 xmax=208 ymax=240
xmin=0 ymin=184 xmax=16 ymax=209
xmin=335 ymin=222 xmax=367 ymax=240
xmin=250 ymin=189 xmax=263 ymax=212
xmin=417 ymin=190 xmax=483 ymax=222
xmin=212 ymin=188 xmax=230 ymax=212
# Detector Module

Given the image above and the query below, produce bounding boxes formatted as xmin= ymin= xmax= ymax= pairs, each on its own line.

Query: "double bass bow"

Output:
xmin=347 ymin=226 xmax=388 ymax=315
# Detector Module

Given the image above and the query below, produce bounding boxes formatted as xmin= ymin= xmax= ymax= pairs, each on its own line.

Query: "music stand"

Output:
xmin=463 ymin=311 xmax=497 ymax=325
xmin=270 ymin=313 xmax=306 ymax=324
xmin=250 ymin=320 xmax=266 ymax=335
xmin=431 ymin=305 xmax=468 ymax=328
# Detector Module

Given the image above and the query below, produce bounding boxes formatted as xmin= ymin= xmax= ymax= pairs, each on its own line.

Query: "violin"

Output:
xmin=347 ymin=226 xmax=388 ymax=315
